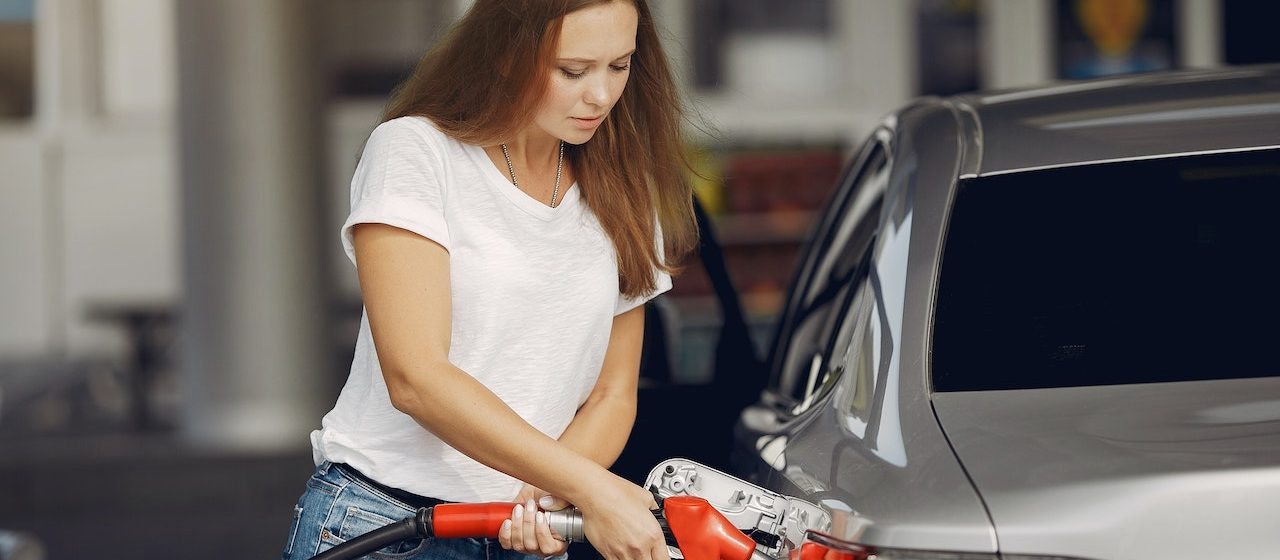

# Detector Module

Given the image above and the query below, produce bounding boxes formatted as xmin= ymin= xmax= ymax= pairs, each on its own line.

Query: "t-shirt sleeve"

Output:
xmin=615 ymin=218 xmax=674 ymax=315
xmin=340 ymin=118 xmax=451 ymax=266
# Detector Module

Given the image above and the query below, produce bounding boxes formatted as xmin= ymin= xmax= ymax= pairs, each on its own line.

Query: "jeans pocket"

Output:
xmin=326 ymin=505 xmax=430 ymax=558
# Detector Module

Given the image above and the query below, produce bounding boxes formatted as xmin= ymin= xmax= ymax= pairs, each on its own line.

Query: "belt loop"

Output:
xmin=317 ymin=461 xmax=332 ymax=475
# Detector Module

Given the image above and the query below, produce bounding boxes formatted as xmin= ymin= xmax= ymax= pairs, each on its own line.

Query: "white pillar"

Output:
xmin=836 ymin=0 xmax=917 ymax=117
xmin=981 ymin=0 xmax=1054 ymax=89
xmin=650 ymin=0 xmax=693 ymax=87
xmin=28 ymin=0 xmax=105 ymax=355
xmin=174 ymin=0 xmax=327 ymax=451
xmin=1178 ymin=0 xmax=1222 ymax=68
xmin=98 ymin=0 xmax=176 ymax=119
xmin=35 ymin=0 xmax=101 ymax=128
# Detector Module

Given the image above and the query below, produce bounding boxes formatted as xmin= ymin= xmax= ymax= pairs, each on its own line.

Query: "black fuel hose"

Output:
xmin=310 ymin=507 xmax=430 ymax=560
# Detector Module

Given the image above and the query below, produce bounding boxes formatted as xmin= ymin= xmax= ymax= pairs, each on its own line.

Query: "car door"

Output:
xmin=732 ymin=129 xmax=893 ymax=484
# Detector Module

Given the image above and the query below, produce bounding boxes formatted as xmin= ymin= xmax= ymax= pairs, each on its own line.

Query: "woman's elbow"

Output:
xmin=382 ymin=362 xmax=443 ymax=415
xmin=586 ymin=387 xmax=638 ymax=416
xmin=384 ymin=373 xmax=421 ymax=415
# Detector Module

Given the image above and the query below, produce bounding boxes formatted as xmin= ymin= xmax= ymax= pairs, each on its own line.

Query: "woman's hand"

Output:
xmin=499 ymin=484 xmax=570 ymax=557
xmin=512 ymin=482 xmax=571 ymax=512
xmin=578 ymin=476 xmax=669 ymax=560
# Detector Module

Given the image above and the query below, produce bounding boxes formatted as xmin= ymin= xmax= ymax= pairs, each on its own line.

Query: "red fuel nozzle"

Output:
xmin=426 ymin=502 xmax=584 ymax=542
xmin=429 ymin=502 xmax=516 ymax=538
xmin=662 ymin=496 xmax=758 ymax=560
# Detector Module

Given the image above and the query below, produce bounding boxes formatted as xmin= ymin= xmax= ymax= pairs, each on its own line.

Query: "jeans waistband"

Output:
xmin=334 ymin=463 xmax=449 ymax=510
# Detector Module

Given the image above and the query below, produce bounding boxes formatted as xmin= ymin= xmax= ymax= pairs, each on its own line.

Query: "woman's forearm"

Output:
xmin=388 ymin=359 xmax=614 ymax=508
xmin=556 ymin=388 xmax=638 ymax=468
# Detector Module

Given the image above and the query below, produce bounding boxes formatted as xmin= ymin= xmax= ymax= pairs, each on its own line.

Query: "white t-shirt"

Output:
xmin=311 ymin=116 xmax=671 ymax=503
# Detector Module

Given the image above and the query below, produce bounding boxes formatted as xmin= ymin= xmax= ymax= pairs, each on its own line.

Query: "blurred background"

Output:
xmin=0 ymin=0 xmax=1277 ymax=558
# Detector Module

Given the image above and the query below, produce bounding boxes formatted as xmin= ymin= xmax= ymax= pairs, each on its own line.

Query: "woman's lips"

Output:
xmin=572 ymin=115 xmax=604 ymax=129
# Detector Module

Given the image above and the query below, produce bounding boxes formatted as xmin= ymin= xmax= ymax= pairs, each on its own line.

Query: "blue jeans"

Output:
xmin=283 ymin=461 xmax=568 ymax=560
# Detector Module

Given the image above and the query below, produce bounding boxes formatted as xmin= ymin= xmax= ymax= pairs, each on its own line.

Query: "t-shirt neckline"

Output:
xmin=466 ymin=143 xmax=580 ymax=221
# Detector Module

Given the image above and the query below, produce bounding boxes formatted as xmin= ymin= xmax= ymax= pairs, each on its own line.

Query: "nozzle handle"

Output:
xmin=429 ymin=503 xmax=585 ymax=543
xmin=431 ymin=503 xmax=517 ymax=538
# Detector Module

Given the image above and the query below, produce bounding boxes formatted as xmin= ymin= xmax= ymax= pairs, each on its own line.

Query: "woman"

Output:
xmin=281 ymin=1 xmax=697 ymax=559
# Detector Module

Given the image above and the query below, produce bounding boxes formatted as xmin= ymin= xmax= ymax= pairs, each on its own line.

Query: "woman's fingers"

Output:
xmin=538 ymin=494 xmax=569 ymax=511
xmin=536 ymin=510 xmax=569 ymax=556
xmin=650 ymin=535 xmax=670 ymax=560
xmin=499 ymin=518 xmax=514 ymax=550
xmin=501 ymin=497 xmax=569 ymax=557
xmin=507 ymin=502 xmax=533 ymax=552
xmin=522 ymin=500 xmax=538 ymax=551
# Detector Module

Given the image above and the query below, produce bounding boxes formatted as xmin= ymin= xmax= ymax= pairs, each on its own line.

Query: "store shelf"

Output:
xmin=666 ymin=291 xmax=786 ymax=324
xmin=712 ymin=210 xmax=816 ymax=246
xmin=668 ymin=144 xmax=844 ymax=384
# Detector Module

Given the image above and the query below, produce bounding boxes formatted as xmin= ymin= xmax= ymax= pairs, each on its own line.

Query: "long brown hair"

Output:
xmin=382 ymin=0 xmax=696 ymax=297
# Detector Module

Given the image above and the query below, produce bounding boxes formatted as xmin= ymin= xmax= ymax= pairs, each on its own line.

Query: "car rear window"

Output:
xmin=932 ymin=148 xmax=1280 ymax=391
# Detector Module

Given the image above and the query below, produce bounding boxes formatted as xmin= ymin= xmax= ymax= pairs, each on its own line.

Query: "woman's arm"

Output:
xmin=557 ymin=305 xmax=645 ymax=467
xmin=353 ymin=222 xmax=667 ymax=560
xmin=503 ymin=306 xmax=644 ymax=556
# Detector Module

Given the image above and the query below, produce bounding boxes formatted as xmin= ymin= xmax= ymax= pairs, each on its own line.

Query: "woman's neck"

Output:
xmin=481 ymin=127 xmax=575 ymax=206
xmin=498 ymin=129 xmax=562 ymax=169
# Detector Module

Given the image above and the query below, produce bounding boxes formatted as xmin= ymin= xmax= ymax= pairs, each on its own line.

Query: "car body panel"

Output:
xmin=955 ymin=66 xmax=1280 ymax=177
xmin=932 ymin=377 xmax=1280 ymax=560
xmin=733 ymin=65 xmax=1280 ymax=559
xmin=734 ymin=102 xmax=997 ymax=552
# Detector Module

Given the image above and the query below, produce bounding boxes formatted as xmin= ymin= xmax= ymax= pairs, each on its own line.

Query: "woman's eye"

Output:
xmin=560 ymin=68 xmax=585 ymax=79
xmin=610 ymin=64 xmax=631 ymax=73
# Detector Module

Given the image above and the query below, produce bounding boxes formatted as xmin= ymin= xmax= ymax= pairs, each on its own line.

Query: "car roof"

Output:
xmin=950 ymin=64 xmax=1280 ymax=177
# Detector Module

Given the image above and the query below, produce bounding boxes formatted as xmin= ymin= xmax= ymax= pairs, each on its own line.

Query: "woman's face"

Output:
xmin=534 ymin=1 xmax=638 ymax=145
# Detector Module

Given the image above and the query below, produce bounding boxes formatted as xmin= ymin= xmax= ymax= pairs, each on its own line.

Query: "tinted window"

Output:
xmin=933 ymin=149 xmax=1280 ymax=391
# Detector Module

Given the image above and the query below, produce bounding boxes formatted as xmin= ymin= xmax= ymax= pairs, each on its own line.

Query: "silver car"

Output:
xmin=730 ymin=65 xmax=1280 ymax=560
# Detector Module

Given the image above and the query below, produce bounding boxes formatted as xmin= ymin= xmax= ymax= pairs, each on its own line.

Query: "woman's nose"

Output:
xmin=584 ymin=76 xmax=611 ymax=106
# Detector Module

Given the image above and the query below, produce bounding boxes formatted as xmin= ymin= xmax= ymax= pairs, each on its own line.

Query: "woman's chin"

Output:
xmin=561 ymin=130 xmax=598 ymax=145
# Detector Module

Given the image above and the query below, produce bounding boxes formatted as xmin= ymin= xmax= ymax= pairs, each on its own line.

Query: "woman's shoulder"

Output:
xmin=371 ymin=115 xmax=451 ymax=147
xmin=363 ymin=116 xmax=479 ymax=171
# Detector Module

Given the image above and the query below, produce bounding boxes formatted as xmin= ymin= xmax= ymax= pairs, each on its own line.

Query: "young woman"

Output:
xmin=281 ymin=1 xmax=697 ymax=559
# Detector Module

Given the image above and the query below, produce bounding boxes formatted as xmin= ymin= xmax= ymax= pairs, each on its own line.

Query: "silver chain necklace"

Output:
xmin=501 ymin=140 xmax=565 ymax=208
